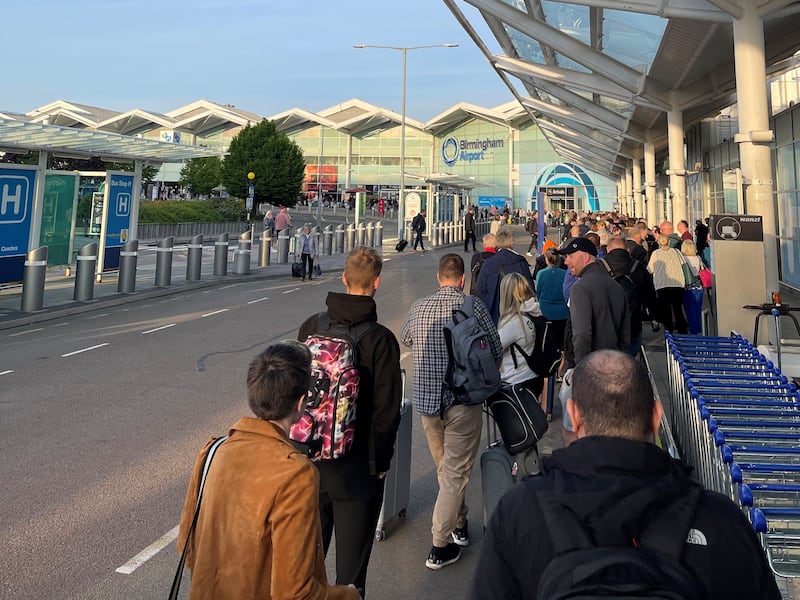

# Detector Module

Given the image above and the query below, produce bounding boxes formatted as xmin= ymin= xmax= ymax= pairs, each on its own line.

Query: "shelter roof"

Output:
xmin=26 ymin=100 xmax=122 ymax=128
xmin=0 ymin=117 xmax=221 ymax=163
xmin=98 ymin=109 xmax=176 ymax=134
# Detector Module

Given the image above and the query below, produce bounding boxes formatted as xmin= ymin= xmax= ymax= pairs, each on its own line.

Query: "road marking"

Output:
xmin=115 ymin=525 xmax=179 ymax=575
xmin=53 ymin=322 xmax=69 ymax=327
xmin=283 ymin=287 xmax=300 ymax=294
xmin=8 ymin=328 xmax=43 ymax=337
xmin=62 ymin=343 xmax=109 ymax=357
xmin=0 ymin=370 xmax=13 ymax=376
xmin=141 ymin=323 xmax=177 ymax=335
xmin=220 ymin=283 xmax=240 ymax=290
xmin=247 ymin=297 xmax=269 ymax=304
xmin=202 ymin=308 xmax=229 ymax=317
xmin=85 ymin=313 xmax=109 ymax=320
xmin=400 ymin=351 xmax=411 ymax=362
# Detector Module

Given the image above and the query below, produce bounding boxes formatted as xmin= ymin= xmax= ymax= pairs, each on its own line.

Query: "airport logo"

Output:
xmin=442 ymin=136 xmax=459 ymax=167
xmin=441 ymin=136 xmax=505 ymax=168
xmin=0 ymin=175 xmax=29 ymax=224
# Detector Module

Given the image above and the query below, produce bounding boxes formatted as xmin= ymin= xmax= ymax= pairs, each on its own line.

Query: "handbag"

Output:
xmin=313 ymin=263 xmax=322 ymax=278
xmin=486 ymin=383 xmax=548 ymax=454
xmin=677 ymin=250 xmax=698 ymax=288
xmin=170 ymin=435 xmax=228 ymax=600
xmin=699 ymin=263 xmax=713 ymax=288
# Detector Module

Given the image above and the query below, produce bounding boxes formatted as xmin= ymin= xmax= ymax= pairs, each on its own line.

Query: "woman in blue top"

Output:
xmin=534 ymin=247 xmax=568 ymax=353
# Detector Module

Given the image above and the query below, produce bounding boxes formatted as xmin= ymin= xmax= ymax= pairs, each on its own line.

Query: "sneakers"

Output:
xmin=425 ymin=542 xmax=461 ymax=570
xmin=451 ymin=523 xmax=470 ymax=547
xmin=526 ymin=251 xmax=533 ymax=256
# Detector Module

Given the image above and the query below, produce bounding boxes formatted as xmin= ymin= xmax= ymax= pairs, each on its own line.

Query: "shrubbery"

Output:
xmin=138 ymin=198 xmax=246 ymax=223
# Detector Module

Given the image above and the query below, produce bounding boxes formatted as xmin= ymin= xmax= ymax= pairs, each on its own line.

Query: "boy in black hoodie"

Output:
xmin=297 ymin=246 xmax=402 ymax=599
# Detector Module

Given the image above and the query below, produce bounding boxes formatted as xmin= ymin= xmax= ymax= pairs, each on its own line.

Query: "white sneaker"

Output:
xmin=526 ymin=252 xmax=533 ymax=256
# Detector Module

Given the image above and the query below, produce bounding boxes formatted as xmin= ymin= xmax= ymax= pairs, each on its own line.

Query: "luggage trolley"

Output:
xmin=667 ymin=333 xmax=800 ymax=578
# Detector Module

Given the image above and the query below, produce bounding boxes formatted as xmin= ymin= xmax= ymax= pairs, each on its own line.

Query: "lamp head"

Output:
xmin=247 ymin=172 xmax=255 ymax=181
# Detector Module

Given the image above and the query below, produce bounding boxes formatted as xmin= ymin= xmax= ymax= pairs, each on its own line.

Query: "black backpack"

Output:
xmin=510 ymin=313 xmax=562 ymax=377
xmin=469 ymin=252 xmax=491 ymax=295
xmin=536 ymin=485 xmax=705 ymax=600
xmin=598 ymin=257 xmax=642 ymax=325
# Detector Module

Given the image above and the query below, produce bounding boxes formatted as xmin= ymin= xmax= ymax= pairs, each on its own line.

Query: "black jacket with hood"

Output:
xmin=298 ymin=291 xmax=402 ymax=475
xmin=470 ymin=436 xmax=780 ymax=600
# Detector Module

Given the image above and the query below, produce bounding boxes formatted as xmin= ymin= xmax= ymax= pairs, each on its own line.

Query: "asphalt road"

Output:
xmin=0 ymin=245 xmax=490 ymax=600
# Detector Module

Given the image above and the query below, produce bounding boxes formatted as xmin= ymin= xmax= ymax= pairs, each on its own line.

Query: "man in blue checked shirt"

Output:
xmin=401 ymin=253 xmax=502 ymax=571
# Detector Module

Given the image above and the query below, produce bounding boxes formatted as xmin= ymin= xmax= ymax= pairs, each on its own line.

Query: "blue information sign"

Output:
xmin=0 ymin=167 xmax=36 ymax=284
xmin=103 ymin=174 xmax=134 ymax=270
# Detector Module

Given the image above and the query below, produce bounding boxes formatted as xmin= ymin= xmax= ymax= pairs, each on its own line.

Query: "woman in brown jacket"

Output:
xmin=177 ymin=342 xmax=360 ymax=600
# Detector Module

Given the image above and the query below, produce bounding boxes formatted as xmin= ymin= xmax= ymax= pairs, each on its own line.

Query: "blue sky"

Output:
xmin=4 ymin=0 xmax=511 ymax=120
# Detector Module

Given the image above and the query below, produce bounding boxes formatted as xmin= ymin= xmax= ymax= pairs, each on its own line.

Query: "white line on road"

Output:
xmin=0 ymin=370 xmax=13 ymax=376
xmin=8 ymin=328 xmax=43 ymax=337
xmin=61 ymin=343 xmax=109 ymax=357
xmin=247 ymin=297 xmax=269 ymax=304
xmin=220 ymin=283 xmax=240 ymax=290
xmin=84 ymin=313 xmax=109 ymax=320
xmin=141 ymin=323 xmax=177 ymax=335
xmin=115 ymin=525 xmax=179 ymax=575
xmin=53 ymin=322 xmax=69 ymax=327
xmin=283 ymin=287 xmax=301 ymax=294
xmin=202 ymin=308 xmax=229 ymax=317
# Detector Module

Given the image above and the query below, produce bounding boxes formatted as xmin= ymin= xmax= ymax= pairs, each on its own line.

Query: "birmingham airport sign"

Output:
xmin=442 ymin=136 xmax=505 ymax=167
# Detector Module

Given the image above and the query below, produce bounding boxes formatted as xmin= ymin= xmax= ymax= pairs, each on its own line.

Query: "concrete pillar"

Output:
xmin=625 ymin=167 xmax=633 ymax=217
xmin=733 ymin=4 xmax=777 ymax=298
xmin=667 ymin=105 xmax=687 ymax=225
xmin=632 ymin=157 xmax=643 ymax=219
xmin=644 ymin=141 xmax=657 ymax=227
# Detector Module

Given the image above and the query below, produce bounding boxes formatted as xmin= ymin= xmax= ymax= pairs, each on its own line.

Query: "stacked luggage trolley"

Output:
xmin=666 ymin=332 xmax=800 ymax=579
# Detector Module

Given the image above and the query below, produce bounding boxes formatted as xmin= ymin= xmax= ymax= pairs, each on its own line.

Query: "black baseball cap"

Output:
xmin=556 ymin=237 xmax=598 ymax=256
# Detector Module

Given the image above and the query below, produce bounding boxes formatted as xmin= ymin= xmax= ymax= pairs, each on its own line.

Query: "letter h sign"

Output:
xmin=0 ymin=175 xmax=29 ymax=224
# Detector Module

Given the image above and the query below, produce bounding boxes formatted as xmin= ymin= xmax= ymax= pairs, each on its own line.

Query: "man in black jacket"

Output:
xmin=297 ymin=246 xmax=402 ymax=598
xmin=464 ymin=206 xmax=476 ymax=252
xmin=471 ymin=349 xmax=781 ymax=600
xmin=411 ymin=209 xmax=427 ymax=252
xmin=600 ymin=235 xmax=657 ymax=355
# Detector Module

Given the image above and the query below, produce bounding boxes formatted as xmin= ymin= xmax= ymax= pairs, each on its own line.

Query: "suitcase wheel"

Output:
xmin=375 ymin=529 xmax=385 ymax=542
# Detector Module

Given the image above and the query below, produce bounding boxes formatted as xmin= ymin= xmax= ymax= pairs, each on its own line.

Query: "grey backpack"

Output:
xmin=442 ymin=296 xmax=501 ymax=406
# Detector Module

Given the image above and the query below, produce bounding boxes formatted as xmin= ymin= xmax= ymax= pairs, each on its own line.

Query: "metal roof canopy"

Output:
xmin=444 ymin=0 xmax=800 ymax=176
xmin=0 ymin=117 xmax=221 ymax=163
xmin=426 ymin=173 xmax=486 ymax=189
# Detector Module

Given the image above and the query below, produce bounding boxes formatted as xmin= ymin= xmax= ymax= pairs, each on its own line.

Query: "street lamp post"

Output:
xmin=246 ymin=171 xmax=255 ymax=229
xmin=353 ymin=43 xmax=458 ymax=241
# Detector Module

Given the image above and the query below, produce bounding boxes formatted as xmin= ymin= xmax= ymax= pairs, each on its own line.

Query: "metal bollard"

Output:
xmin=155 ymin=236 xmax=174 ymax=287
xmin=117 ymin=240 xmax=137 ymax=294
xmin=345 ymin=224 xmax=355 ymax=252
xmin=74 ymin=243 xmax=98 ymax=300
xmin=366 ymin=222 xmax=374 ymax=248
xmin=374 ymin=222 xmax=383 ymax=249
xmin=335 ymin=224 xmax=345 ymax=253
xmin=405 ymin=223 xmax=412 ymax=244
xmin=434 ymin=223 xmax=441 ymax=247
xmin=323 ymin=225 xmax=333 ymax=255
xmin=21 ymin=246 xmax=48 ymax=312
xmin=214 ymin=233 xmax=229 ymax=276
xmin=356 ymin=223 xmax=366 ymax=247
xmin=234 ymin=229 xmax=252 ymax=275
xmin=277 ymin=232 xmax=290 ymax=263
xmin=260 ymin=233 xmax=271 ymax=267
xmin=186 ymin=234 xmax=203 ymax=281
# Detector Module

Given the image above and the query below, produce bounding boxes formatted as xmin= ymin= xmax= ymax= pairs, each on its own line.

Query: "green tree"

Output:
xmin=179 ymin=156 xmax=223 ymax=196
xmin=221 ymin=120 xmax=305 ymax=207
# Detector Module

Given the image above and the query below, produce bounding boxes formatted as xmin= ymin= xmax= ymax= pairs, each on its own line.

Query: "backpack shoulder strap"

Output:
xmin=627 ymin=260 xmax=640 ymax=276
xmin=638 ymin=483 xmax=702 ymax=560
xmin=538 ymin=491 xmax=594 ymax=553
xmin=597 ymin=256 xmax=615 ymax=278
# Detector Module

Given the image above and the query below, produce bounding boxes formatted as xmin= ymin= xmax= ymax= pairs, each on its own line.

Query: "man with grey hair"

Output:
xmin=469 ymin=232 xmax=496 ymax=295
xmin=471 ymin=350 xmax=781 ymax=600
xmin=476 ymin=229 xmax=535 ymax=323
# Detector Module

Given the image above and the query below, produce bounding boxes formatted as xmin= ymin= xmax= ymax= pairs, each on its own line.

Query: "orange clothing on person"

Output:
xmin=177 ymin=418 xmax=359 ymax=600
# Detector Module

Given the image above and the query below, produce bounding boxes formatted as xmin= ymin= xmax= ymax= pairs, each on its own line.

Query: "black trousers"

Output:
xmin=656 ymin=287 xmax=688 ymax=334
xmin=527 ymin=234 xmax=538 ymax=253
xmin=301 ymin=252 xmax=314 ymax=279
xmin=464 ymin=230 xmax=476 ymax=252
xmin=413 ymin=230 xmax=425 ymax=250
xmin=318 ymin=460 xmax=386 ymax=598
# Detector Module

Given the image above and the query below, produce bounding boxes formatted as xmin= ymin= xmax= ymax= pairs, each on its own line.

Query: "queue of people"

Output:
xmin=174 ymin=214 xmax=776 ymax=600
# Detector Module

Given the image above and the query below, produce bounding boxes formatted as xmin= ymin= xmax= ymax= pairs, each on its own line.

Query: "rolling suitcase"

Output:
xmin=376 ymin=370 xmax=411 ymax=541
xmin=291 ymin=261 xmax=302 ymax=278
xmin=395 ymin=239 xmax=408 ymax=252
xmin=481 ymin=410 xmax=538 ymax=529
